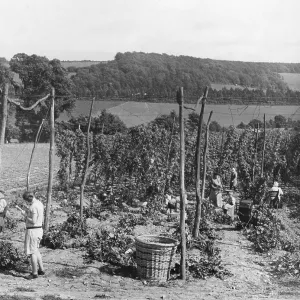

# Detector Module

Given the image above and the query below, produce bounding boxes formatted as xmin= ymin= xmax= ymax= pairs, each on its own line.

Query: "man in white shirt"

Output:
xmin=21 ymin=191 xmax=45 ymax=279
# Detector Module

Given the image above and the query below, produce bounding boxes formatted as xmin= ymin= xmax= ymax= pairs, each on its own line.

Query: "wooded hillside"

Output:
xmin=70 ymin=52 xmax=300 ymax=103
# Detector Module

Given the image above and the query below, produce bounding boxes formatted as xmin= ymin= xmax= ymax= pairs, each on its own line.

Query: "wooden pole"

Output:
xmin=80 ymin=97 xmax=95 ymax=219
xmin=219 ymin=131 xmax=225 ymax=170
xmin=0 ymin=83 xmax=9 ymax=178
xmin=252 ymin=123 xmax=259 ymax=182
xmin=201 ymin=111 xmax=213 ymax=203
xmin=161 ymin=115 xmax=176 ymax=204
xmin=193 ymin=87 xmax=208 ymax=238
xmin=27 ymin=119 xmax=45 ymax=190
xmin=261 ymin=114 xmax=266 ymax=176
xmin=177 ymin=87 xmax=186 ymax=281
xmin=44 ymin=88 xmax=55 ymax=232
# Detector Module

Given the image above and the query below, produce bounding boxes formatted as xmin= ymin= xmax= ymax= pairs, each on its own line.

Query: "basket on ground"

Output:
xmin=135 ymin=235 xmax=178 ymax=281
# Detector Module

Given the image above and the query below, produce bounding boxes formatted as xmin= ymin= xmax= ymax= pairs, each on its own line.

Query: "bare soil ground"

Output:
xmin=1 ymin=198 xmax=300 ymax=300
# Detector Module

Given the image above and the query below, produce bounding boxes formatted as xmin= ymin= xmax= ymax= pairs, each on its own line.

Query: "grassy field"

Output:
xmin=60 ymin=100 xmax=300 ymax=128
xmin=279 ymin=73 xmax=300 ymax=91
xmin=0 ymin=143 xmax=60 ymax=192
xmin=210 ymin=83 xmax=257 ymax=91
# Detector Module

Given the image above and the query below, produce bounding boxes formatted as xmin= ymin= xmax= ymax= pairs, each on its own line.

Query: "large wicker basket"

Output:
xmin=135 ymin=235 xmax=178 ymax=281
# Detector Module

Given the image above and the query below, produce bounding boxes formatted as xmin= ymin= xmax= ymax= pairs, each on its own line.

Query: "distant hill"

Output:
xmin=69 ymin=52 xmax=300 ymax=104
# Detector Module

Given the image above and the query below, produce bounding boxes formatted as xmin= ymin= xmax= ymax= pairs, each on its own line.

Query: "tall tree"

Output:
xmin=10 ymin=53 xmax=75 ymax=142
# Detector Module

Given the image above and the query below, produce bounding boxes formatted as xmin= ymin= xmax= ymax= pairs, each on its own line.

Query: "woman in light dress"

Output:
xmin=209 ymin=172 xmax=223 ymax=208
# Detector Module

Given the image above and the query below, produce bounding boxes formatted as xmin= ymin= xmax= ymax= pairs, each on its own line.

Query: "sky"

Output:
xmin=1 ymin=0 xmax=300 ymax=63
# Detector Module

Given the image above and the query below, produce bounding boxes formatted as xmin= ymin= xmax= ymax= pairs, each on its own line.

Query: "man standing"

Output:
xmin=0 ymin=190 xmax=8 ymax=233
xmin=21 ymin=191 xmax=45 ymax=279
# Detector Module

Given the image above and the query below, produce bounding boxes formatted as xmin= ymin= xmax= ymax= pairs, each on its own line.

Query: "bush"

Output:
xmin=187 ymin=253 xmax=232 ymax=280
xmin=118 ymin=213 xmax=148 ymax=235
xmin=213 ymin=210 xmax=233 ymax=225
xmin=42 ymin=212 xmax=88 ymax=249
xmin=171 ymin=206 xmax=231 ymax=280
xmin=245 ymin=204 xmax=297 ymax=253
xmin=270 ymin=252 xmax=300 ymax=277
xmin=85 ymin=229 xmax=135 ymax=266
xmin=0 ymin=241 xmax=27 ymax=270
xmin=4 ymin=217 xmax=18 ymax=231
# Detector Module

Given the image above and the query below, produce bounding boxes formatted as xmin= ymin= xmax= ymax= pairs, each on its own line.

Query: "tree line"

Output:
xmin=70 ymin=52 xmax=300 ymax=103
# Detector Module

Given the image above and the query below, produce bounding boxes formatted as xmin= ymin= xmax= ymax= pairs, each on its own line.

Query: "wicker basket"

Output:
xmin=135 ymin=235 xmax=178 ymax=281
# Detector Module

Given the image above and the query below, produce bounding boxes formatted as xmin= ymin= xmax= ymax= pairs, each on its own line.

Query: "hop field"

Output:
xmin=0 ymin=143 xmax=60 ymax=192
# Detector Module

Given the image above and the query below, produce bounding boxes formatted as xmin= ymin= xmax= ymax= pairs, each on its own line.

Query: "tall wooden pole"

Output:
xmin=27 ymin=119 xmax=45 ymax=190
xmin=44 ymin=88 xmax=55 ymax=232
xmin=252 ymin=123 xmax=259 ymax=182
xmin=177 ymin=87 xmax=186 ymax=281
xmin=193 ymin=87 xmax=208 ymax=238
xmin=80 ymin=97 xmax=95 ymax=218
xmin=201 ymin=111 xmax=213 ymax=203
xmin=261 ymin=114 xmax=266 ymax=176
xmin=0 ymin=83 xmax=9 ymax=178
xmin=161 ymin=115 xmax=176 ymax=204
xmin=219 ymin=131 xmax=225 ymax=170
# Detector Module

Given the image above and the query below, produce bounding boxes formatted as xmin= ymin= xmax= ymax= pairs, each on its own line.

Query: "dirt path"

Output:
xmin=1 ymin=221 xmax=293 ymax=300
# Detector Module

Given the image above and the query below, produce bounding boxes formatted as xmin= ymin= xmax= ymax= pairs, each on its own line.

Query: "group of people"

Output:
xmin=208 ymin=168 xmax=238 ymax=220
xmin=0 ymin=190 xmax=45 ymax=280
xmin=208 ymin=168 xmax=285 ymax=219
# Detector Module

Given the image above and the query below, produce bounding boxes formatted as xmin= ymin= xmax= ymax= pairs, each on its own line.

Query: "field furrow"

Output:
xmin=0 ymin=143 xmax=60 ymax=192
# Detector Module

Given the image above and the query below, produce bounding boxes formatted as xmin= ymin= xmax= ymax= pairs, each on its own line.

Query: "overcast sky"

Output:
xmin=1 ymin=0 xmax=299 ymax=63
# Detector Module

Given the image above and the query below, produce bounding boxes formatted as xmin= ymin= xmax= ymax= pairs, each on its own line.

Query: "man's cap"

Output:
xmin=23 ymin=191 xmax=34 ymax=200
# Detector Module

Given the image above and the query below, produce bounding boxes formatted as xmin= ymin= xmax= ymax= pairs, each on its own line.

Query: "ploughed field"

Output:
xmin=0 ymin=143 xmax=60 ymax=192
xmin=58 ymin=100 xmax=300 ymax=128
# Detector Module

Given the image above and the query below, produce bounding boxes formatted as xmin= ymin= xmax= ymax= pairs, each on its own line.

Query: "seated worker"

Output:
xmin=268 ymin=181 xmax=284 ymax=208
xmin=165 ymin=189 xmax=178 ymax=213
xmin=0 ymin=190 xmax=8 ymax=233
xmin=165 ymin=190 xmax=188 ymax=214
xmin=223 ymin=191 xmax=236 ymax=221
